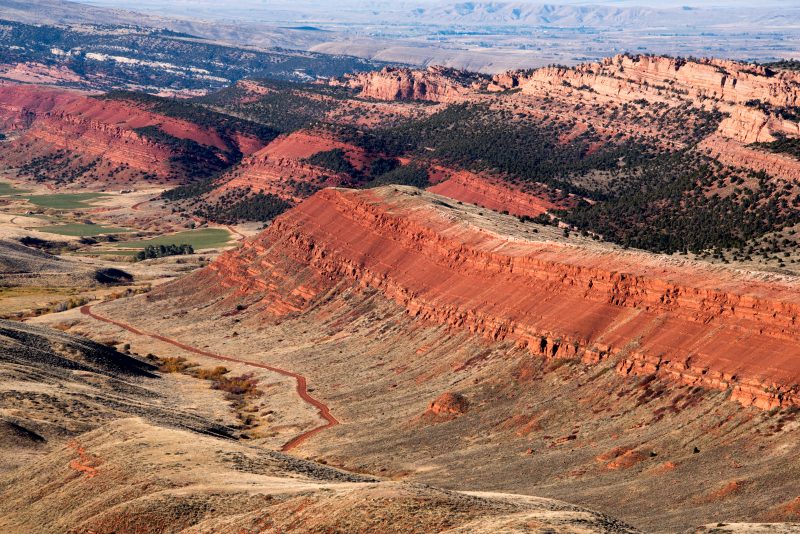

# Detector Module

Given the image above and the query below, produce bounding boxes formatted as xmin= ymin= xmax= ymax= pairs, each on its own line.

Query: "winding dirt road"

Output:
xmin=79 ymin=304 xmax=338 ymax=451
xmin=226 ymin=224 xmax=246 ymax=241
xmin=130 ymin=199 xmax=150 ymax=212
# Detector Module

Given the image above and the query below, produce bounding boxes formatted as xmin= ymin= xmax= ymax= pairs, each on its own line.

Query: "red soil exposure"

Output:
xmin=67 ymin=440 xmax=98 ymax=478
xmin=762 ymin=496 xmax=800 ymax=521
xmin=427 ymin=167 xmax=563 ymax=217
xmin=79 ymin=305 xmax=338 ymax=451
xmin=695 ymin=480 xmax=750 ymax=503
xmin=647 ymin=461 xmax=677 ymax=476
xmin=497 ymin=413 xmax=543 ymax=436
xmin=0 ymin=84 xmax=263 ymax=182
xmin=260 ymin=130 xmax=361 ymax=162
xmin=200 ymin=187 xmax=800 ymax=411
xmin=597 ymin=447 xmax=649 ymax=470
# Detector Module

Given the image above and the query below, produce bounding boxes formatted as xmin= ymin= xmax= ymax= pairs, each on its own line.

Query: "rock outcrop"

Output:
xmin=494 ymin=55 xmax=800 ymax=109
xmin=492 ymin=55 xmax=800 ymax=146
xmin=342 ymin=66 xmax=477 ymax=102
xmin=699 ymin=135 xmax=800 ymax=181
xmin=426 ymin=392 xmax=469 ymax=417
xmin=194 ymin=186 xmax=800 ymax=411
xmin=337 ymin=55 xmax=800 ymax=178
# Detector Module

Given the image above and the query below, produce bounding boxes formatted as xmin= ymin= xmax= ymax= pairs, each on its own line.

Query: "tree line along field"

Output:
xmin=114 ymin=228 xmax=233 ymax=251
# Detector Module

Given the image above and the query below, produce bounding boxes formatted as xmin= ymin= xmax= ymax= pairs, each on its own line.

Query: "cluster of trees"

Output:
xmin=135 ymin=244 xmax=194 ymax=261
xmin=133 ymin=126 xmax=230 ymax=181
xmin=329 ymin=100 xmax=785 ymax=255
xmin=18 ymin=150 xmax=101 ymax=185
xmin=340 ymin=104 xmax=658 ymax=198
xmin=206 ymin=85 xmax=335 ymax=134
xmin=744 ymin=100 xmax=800 ymax=122
xmin=560 ymin=151 xmax=800 ymax=254
xmin=304 ymin=149 xmax=357 ymax=176
xmin=763 ymin=60 xmax=800 ymax=72
xmin=118 ymin=93 xmax=279 ymax=143
xmin=190 ymin=189 xmax=292 ymax=224
xmin=366 ymin=163 xmax=429 ymax=188
xmin=751 ymin=134 xmax=800 ymax=160
xmin=303 ymin=147 xmax=428 ymax=189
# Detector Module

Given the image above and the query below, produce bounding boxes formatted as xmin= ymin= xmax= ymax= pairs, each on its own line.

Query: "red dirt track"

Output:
xmin=79 ymin=305 xmax=338 ymax=451
xmin=226 ymin=225 xmax=246 ymax=241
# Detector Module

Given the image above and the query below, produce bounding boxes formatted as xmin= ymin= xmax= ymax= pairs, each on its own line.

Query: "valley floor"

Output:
xmin=25 ymin=187 xmax=800 ymax=532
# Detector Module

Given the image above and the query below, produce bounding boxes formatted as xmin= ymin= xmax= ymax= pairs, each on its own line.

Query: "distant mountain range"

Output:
xmin=400 ymin=2 xmax=800 ymax=28
xmin=0 ymin=0 xmax=330 ymax=50
xmin=4 ymin=0 xmax=800 ymax=73
xmin=73 ymin=0 xmax=800 ymax=29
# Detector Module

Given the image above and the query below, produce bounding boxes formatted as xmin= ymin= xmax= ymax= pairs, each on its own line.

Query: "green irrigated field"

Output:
xmin=118 ymin=228 xmax=233 ymax=250
xmin=0 ymin=181 xmax=28 ymax=197
xmin=35 ymin=223 xmax=133 ymax=237
xmin=25 ymin=193 xmax=107 ymax=209
xmin=0 ymin=181 xmax=28 ymax=196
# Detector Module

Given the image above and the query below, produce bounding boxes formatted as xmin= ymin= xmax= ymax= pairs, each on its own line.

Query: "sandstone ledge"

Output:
xmin=203 ymin=186 xmax=800 ymax=410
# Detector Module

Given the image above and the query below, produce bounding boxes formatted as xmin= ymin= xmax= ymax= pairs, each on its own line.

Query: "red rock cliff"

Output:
xmin=191 ymin=186 xmax=800 ymax=411
xmin=0 ymin=84 xmax=264 ymax=183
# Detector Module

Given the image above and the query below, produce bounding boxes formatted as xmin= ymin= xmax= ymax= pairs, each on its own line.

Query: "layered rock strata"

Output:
xmin=342 ymin=66 xmax=476 ymax=102
xmin=0 ymin=84 xmax=263 ymax=183
xmin=195 ymin=186 xmax=800 ymax=410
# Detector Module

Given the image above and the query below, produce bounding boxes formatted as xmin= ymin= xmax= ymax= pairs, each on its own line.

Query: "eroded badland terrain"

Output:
xmin=2 ymin=20 xmax=800 ymax=533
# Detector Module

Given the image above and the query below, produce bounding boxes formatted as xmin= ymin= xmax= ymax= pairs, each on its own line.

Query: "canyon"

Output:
xmin=1 ymin=40 xmax=800 ymax=533
xmin=73 ymin=185 xmax=800 ymax=531
xmin=4 ymin=54 xmax=800 ymax=223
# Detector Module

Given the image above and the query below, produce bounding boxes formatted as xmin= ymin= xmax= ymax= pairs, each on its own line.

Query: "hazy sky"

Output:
xmin=79 ymin=0 xmax=797 ymax=8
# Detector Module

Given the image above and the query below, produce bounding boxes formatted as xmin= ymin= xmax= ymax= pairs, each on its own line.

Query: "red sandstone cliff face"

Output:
xmin=188 ymin=187 xmax=800 ymax=411
xmin=0 ymin=84 xmax=264 ymax=185
xmin=700 ymin=135 xmax=800 ymax=182
xmin=342 ymin=66 xmax=476 ymax=103
xmin=491 ymin=55 xmax=800 ymax=145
